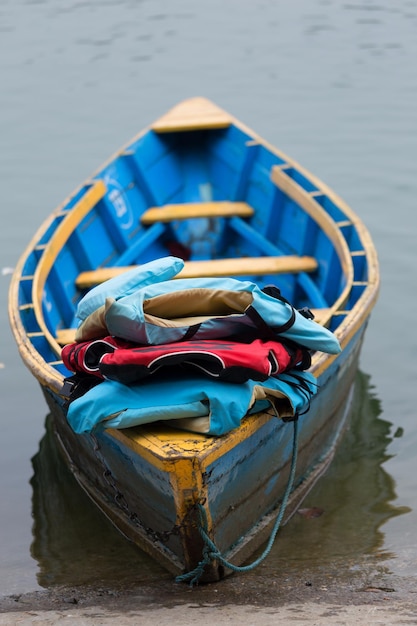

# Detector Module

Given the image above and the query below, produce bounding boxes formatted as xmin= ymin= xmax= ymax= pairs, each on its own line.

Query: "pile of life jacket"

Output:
xmin=61 ymin=256 xmax=341 ymax=436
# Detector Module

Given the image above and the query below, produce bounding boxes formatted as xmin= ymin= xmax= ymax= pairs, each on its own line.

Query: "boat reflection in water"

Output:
xmin=263 ymin=369 xmax=410 ymax=576
xmin=30 ymin=369 xmax=408 ymax=588
xmin=30 ymin=421 xmax=168 ymax=588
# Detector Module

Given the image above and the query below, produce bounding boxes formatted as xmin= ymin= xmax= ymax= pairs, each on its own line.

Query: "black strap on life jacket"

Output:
xmin=263 ymin=286 xmax=315 ymax=320
xmin=246 ymin=285 xmax=315 ymax=342
xmin=279 ymin=372 xmax=318 ymax=422
xmin=61 ymin=373 xmax=102 ymax=409
xmin=180 ymin=324 xmax=202 ymax=342
xmin=245 ymin=285 xmax=296 ymax=338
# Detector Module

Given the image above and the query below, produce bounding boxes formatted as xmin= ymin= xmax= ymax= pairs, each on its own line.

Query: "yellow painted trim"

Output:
xmin=169 ymin=457 xmax=209 ymax=530
xmin=110 ymin=407 xmax=274 ymax=473
xmin=271 ymin=165 xmax=354 ymax=320
xmin=271 ymin=166 xmax=352 ymax=277
xmin=9 ymin=210 xmax=70 ymax=391
xmin=140 ymin=201 xmax=254 ymax=224
xmin=108 ymin=428 xmax=206 ymax=472
xmin=32 ymin=180 xmax=107 ymax=357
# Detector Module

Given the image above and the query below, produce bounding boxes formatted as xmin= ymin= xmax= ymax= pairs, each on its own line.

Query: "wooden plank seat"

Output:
xmin=56 ymin=328 xmax=78 ymax=346
xmin=75 ymin=255 xmax=318 ymax=290
xmin=140 ymin=201 xmax=254 ymax=225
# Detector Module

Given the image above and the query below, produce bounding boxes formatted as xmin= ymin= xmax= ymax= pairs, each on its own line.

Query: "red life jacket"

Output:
xmin=62 ymin=336 xmax=310 ymax=384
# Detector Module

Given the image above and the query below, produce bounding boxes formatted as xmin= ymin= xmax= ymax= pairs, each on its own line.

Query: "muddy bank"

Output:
xmin=2 ymin=568 xmax=417 ymax=625
xmin=2 ymin=601 xmax=417 ymax=626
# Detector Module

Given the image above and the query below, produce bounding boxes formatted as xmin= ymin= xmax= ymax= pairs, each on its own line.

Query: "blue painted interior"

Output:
xmin=16 ymin=123 xmax=367 ymax=368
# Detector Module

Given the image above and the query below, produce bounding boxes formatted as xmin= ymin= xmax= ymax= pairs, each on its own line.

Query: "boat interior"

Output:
xmin=15 ymin=106 xmax=372 ymax=381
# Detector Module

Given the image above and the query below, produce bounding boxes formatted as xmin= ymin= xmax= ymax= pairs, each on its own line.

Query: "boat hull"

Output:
xmin=42 ymin=321 xmax=365 ymax=581
xmin=9 ymin=97 xmax=379 ymax=582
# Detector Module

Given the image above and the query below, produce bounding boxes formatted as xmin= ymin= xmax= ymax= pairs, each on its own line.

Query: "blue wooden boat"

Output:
xmin=9 ymin=98 xmax=379 ymax=583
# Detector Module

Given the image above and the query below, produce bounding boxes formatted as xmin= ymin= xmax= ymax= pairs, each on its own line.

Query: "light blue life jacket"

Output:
xmin=66 ymin=370 xmax=317 ymax=436
xmin=98 ymin=276 xmax=340 ymax=354
xmin=76 ymin=256 xmax=185 ymax=320
xmin=75 ymin=255 xmax=340 ymax=354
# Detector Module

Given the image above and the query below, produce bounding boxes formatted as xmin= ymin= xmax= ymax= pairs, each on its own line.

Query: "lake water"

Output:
xmin=1 ymin=0 xmax=417 ymax=598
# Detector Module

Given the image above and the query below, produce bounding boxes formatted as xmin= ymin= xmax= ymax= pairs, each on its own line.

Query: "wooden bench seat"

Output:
xmin=75 ymin=255 xmax=318 ymax=290
xmin=56 ymin=328 xmax=78 ymax=346
xmin=140 ymin=201 xmax=254 ymax=225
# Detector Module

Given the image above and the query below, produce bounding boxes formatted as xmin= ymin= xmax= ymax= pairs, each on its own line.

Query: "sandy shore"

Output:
xmin=1 ymin=600 xmax=417 ymax=625
xmin=2 ymin=579 xmax=417 ymax=626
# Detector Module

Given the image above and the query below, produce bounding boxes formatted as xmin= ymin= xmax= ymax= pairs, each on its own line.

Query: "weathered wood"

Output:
xmin=56 ymin=328 xmax=77 ymax=346
xmin=75 ymin=255 xmax=318 ymax=290
xmin=140 ymin=201 xmax=254 ymax=225
xmin=32 ymin=180 xmax=107 ymax=358
xmin=177 ymin=256 xmax=318 ymax=278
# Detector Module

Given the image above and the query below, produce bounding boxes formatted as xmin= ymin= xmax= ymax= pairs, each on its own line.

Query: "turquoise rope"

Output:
xmin=176 ymin=416 xmax=300 ymax=586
